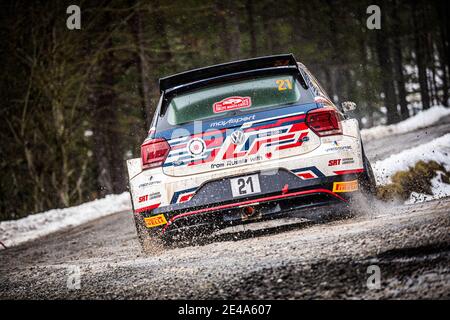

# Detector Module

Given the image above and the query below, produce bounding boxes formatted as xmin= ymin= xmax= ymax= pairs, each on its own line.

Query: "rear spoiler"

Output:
xmin=159 ymin=54 xmax=298 ymax=93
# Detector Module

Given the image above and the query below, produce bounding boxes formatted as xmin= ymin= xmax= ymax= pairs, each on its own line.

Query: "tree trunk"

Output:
xmin=393 ymin=39 xmax=409 ymax=119
xmin=245 ymin=0 xmax=257 ymax=57
xmin=437 ymin=40 xmax=449 ymax=106
xmin=260 ymin=2 xmax=274 ymax=54
xmin=129 ymin=6 xmax=152 ymax=131
xmin=412 ymin=2 xmax=431 ymax=109
xmin=216 ymin=0 xmax=241 ymax=60
xmin=90 ymin=12 xmax=126 ymax=196
xmin=392 ymin=1 xmax=409 ymax=119
xmin=152 ymin=0 xmax=172 ymax=63
xmin=435 ymin=0 xmax=449 ymax=106
xmin=376 ymin=30 xmax=400 ymax=124
xmin=357 ymin=33 xmax=373 ymax=127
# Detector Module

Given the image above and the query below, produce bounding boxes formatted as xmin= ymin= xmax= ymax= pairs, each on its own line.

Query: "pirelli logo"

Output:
xmin=144 ymin=214 xmax=167 ymax=228
xmin=332 ymin=180 xmax=359 ymax=193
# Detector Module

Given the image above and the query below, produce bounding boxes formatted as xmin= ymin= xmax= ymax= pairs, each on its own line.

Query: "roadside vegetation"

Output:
xmin=377 ymin=161 xmax=450 ymax=201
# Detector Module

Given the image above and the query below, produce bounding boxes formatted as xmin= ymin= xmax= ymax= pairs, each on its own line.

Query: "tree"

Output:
xmin=412 ymin=1 xmax=431 ymax=109
xmin=392 ymin=0 xmax=409 ymax=119
xmin=375 ymin=4 xmax=401 ymax=124
xmin=88 ymin=8 xmax=127 ymax=196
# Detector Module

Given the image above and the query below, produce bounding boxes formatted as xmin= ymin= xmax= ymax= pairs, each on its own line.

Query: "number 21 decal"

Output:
xmin=276 ymin=79 xmax=293 ymax=91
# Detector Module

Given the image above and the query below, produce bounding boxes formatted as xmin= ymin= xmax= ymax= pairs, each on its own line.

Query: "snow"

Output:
xmin=373 ymin=133 xmax=450 ymax=203
xmin=0 ymin=193 xmax=131 ymax=248
xmin=361 ymin=105 xmax=450 ymax=141
xmin=405 ymin=174 xmax=450 ymax=204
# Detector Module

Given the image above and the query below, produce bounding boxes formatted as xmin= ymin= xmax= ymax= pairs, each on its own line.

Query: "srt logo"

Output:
xmin=230 ymin=130 xmax=245 ymax=145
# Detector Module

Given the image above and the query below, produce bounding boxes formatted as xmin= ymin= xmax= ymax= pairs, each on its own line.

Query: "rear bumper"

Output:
xmin=138 ymin=169 xmax=364 ymax=237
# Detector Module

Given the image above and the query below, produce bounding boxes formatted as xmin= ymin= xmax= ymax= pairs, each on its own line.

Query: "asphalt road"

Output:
xmin=1 ymin=118 xmax=449 ymax=299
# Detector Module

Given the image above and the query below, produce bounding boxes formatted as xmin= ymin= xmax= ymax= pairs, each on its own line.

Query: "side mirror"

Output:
xmin=341 ymin=101 xmax=357 ymax=112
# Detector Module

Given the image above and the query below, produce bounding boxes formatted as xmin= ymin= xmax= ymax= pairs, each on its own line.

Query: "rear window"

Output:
xmin=164 ymin=74 xmax=313 ymax=126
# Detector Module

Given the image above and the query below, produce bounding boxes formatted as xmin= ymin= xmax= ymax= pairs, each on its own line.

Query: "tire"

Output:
xmin=359 ymin=152 xmax=377 ymax=196
xmin=133 ymin=213 xmax=166 ymax=254
xmin=344 ymin=148 xmax=377 ymax=216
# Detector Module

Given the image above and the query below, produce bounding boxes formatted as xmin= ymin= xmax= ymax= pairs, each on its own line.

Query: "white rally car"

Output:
xmin=127 ymin=54 xmax=376 ymax=250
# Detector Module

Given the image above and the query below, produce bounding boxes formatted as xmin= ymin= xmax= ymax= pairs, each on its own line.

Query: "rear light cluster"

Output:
xmin=141 ymin=138 xmax=170 ymax=169
xmin=305 ymin=107 xmax=342 ymax=136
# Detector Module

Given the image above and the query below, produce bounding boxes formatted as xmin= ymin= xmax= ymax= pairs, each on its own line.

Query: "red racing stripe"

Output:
xmin=248 ymin=134 xmax=295 ymax=155
xmin=333 ymin=169 xmax=364 ymax=175
xmin=134 ymin=203 xmax=161 ymax=213
xmin=244 ymin=114 xmax=305 ymax=132
xmin=276 ymin=132 xmax=308 ymax=151
xmin=179 ymin=193 xmax=194 ymax=203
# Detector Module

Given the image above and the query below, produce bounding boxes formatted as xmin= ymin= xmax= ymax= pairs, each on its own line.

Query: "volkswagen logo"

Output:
xmin=230 ymin=130 xmax=245 ymax=145
xmin=187 ymin=138 xmax=206 ymax=156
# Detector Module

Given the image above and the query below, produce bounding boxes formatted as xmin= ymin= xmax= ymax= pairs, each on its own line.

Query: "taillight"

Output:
xmin=305 ymin=107 xmax=342 ymax=136
xmin=141 ymin=138 xmax=170 ymax=169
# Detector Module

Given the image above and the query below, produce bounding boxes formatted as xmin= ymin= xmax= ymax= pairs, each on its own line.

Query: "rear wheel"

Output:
xmin=349 ymin=152 xmax=377 ymax=215
xmin=359 ymin=153 xmax=377 ymax=196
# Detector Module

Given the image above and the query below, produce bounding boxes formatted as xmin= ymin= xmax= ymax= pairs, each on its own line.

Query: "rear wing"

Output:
xmin=159 ymin=54 xmax=298 ymax=93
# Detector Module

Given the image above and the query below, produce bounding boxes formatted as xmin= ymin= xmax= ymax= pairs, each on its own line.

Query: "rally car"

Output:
xmin=127 ymin=54 xmax=376 ymax=251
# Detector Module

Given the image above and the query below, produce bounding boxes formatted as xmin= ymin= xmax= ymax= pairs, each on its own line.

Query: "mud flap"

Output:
xmin=133 ymin=213 xmax=166 ymax=254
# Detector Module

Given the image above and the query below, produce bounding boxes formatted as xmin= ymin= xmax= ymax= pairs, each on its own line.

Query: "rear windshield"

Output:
xmin=163 ymin=74 xmax=313 ymax=126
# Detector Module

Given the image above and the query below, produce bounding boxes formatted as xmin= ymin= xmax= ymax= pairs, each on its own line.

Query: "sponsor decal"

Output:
xmin=138 ymin=178 xmax=161 ymax=189
xmin=138 ymin=181 xmax=161 ymax=188
xmin=342 ymin=158 xmax=355 ymax=165
xmin=332 ymin=180 xmax=359 ymax=193
xmin=325 ymin=145 xmax=353 ymax=152
xmin=144 ymin=214 xmax=167 ymax=228
xmin=187 ymin=138 xmax=206 ymax=156
xmin=328 ymin=159 xmax=341 ymax=166
xmin=213 ymin=96 xmax=251 ymax=113
xmin=329 ymin=158 xmax=355 ymax=166
xmin=209 ymin=115 xmax=255 ymax=127
xmin=230 ymin=130 xmax=246 ymax=145
xmin=138 ymin=192 xmax=161 ymax=203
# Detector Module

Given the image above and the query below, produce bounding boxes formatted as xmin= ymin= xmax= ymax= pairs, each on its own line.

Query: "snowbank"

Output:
xmin=373 ymin=134 xmax=450 ymax=203
xmin=0 ymin=192 xmax=131 ymax=248
xmin=361 ymin=105 xmax=450 ymax=141
xmin=405 ymin=175 xmax=450 ymax=204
